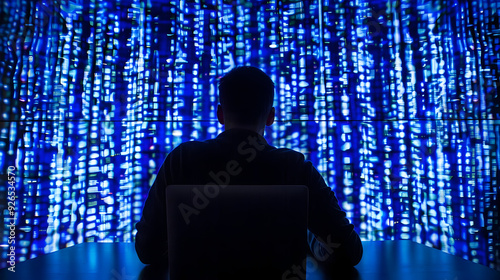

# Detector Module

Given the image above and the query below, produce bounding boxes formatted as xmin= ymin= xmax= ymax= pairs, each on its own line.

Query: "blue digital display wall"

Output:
xmin=0 ymin=0 xmax=499 ymax=270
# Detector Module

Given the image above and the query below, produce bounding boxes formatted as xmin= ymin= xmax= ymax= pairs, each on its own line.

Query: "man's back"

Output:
xmin=167 ymin=129 xmax=310 ymax=187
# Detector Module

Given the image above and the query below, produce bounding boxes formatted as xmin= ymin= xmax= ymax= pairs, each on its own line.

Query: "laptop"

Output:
xmin=166 ymin=185 xmax=309 ymax=280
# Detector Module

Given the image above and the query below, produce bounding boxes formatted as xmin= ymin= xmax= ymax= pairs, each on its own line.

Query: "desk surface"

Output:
xmin=1 ymin=240 xmax=499 ymax=280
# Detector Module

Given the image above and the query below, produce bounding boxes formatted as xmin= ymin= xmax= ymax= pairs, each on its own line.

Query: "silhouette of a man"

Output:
xmin=135 ymin=66 xmax=363 ymax=268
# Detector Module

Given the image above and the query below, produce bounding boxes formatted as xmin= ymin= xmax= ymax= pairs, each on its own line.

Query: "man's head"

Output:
xmin=217 ymin=66 xmax=275 ymax=133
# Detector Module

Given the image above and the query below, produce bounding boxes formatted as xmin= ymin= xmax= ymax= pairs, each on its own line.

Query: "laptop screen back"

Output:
xmin=166 ymin=184 xmax=309 ymax=280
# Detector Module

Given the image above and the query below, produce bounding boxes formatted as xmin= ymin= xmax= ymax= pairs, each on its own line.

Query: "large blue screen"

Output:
xmin=0 ymin=0 xmax=499 ymax=270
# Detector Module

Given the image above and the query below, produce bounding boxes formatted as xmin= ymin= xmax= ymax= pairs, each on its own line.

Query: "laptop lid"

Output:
xmin=166 ymin=184 xmax=309 ymax=280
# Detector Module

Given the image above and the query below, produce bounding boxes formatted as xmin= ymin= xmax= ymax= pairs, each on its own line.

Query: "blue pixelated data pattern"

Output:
xmin=0 ymin=0 xmax=499 ymax=270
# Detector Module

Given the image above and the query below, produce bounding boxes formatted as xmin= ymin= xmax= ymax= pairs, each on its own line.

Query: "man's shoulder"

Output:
xmin=172 ymin=139 xmax=214 ymax=152
xmin=164 ymin=140 xmax=218 ymax=166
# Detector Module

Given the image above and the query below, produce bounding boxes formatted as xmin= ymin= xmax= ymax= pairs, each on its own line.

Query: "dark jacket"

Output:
xmin=135 ymin=128 xmax=363 ymax=266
